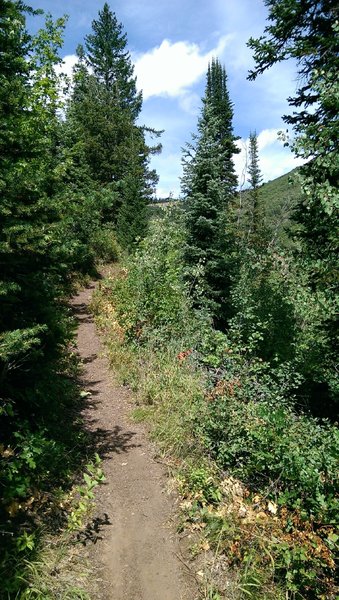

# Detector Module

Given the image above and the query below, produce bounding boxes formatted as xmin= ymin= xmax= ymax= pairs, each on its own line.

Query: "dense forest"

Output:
xmin=0 ymin=0 xmax=338 ymax=598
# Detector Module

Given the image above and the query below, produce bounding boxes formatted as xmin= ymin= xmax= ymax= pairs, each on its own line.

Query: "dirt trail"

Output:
xmin=71 ymin=280 xmax=197 ymax=600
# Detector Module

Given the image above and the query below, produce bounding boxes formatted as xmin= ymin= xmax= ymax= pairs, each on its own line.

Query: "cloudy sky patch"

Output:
xmin=134 ymin=35 xmax=231 ymax=99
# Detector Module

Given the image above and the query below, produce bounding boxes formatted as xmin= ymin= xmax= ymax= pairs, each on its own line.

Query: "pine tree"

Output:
xmin=64 ymin=5 xmax=160 ymax=247
xmin=247 ymin=131 xmax=264 ymax=241
xmin=248 ymin=0 xmax=338 ymax=287
xmin=206 ymin=58 xmax=239 ymax=192
xmin=248 ymin=0 xmax=338 ymax=410
xmin=116 ymin=126 xmax=160 ymax=249
xmin=0 ymin=1 xmax=68 ymax=385
xmin=84 ymin=2 xmax=142 ymax=119
xmin=182 ymin=59 xmax=239 ymax=324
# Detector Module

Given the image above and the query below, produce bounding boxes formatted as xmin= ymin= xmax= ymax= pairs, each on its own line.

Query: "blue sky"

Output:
xmin=28 ymin=0 xmax=304 ymax=197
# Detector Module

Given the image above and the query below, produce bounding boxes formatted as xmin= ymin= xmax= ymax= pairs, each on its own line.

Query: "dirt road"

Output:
xmin=72 ymin=280 xmax=197 ymax=600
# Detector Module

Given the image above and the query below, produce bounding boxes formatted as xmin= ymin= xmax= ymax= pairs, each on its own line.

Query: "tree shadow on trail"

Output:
xmin=71 ymin=302 xmax=95 ymax=325
xmin=88 ymin=424 xmax=140 ymax=458
xmin=76 ymin=513 xmax=111 ymax=546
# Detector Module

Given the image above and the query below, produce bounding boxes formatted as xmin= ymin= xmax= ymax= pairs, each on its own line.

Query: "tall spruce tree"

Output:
xmin=182 ymin=58 xmax=239 ymax=324
xmin=64 ymin=4 xmax=160 ymax=247
xmin=84 ymin=2 xmax=142 ymax=119
xmin=248 ymin=0 xmax=338 ymax=287
xmin=0 ymin=1 xmax=68 ymax=389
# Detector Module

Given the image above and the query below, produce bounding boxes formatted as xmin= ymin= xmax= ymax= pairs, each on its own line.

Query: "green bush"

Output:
xmin=95 ymin=204 xmax=338 ymax=599
xmin=89 ymin=225 xmax=121 ymax=262
xmin=198 ymin=356 xmax=339 ymax=523
xmin=109 ymin=209 xmax=195 ymax=340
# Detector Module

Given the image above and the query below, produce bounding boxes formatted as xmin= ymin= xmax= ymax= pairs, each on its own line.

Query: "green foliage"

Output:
xmin=240 ymin=130 xmax=266 ymax=248
xmin=110 ymin=210 xmax=194 ymax=339
xmin=95 ymin=207 xmax=338 ymax=599
xmin=229 ymin=250 xmax=296 ymax=363
xmin=0 ymin=350 xmax=104 ymax=596
xmin=240 ymin=168 xmax=302 ymax=250
xmin=0 ymin=1 xmax=71 ymax=386
xmin=248 ymin=0 xmax=338 ymax=415
xmin=181 ymin=467 xmax=222 ymax=505
xmin=89 ymin=224 xmax=121 ymax=262
xmin=0 ymin=325 xmax=47 ymax=369
xmin=249 ymin=2 xmax=339 ymax=273
xmin=64 ymin=5 xmax=161 ymax=249
xmin=200 ymin=372 xmax=338 ymax=521
xmin=182 ymin=58 xmax=239 ymax=324
xmin=84 ymin=2 xmax=142 ymax=118
xmin=67 ymin=454 xmax=105 ymax=531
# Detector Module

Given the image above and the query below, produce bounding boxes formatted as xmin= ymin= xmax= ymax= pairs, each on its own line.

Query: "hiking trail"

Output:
xmin=71 ymin=277 xmax=198 ymax=600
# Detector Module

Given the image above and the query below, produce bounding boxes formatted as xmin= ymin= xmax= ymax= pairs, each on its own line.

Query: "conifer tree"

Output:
xmin=65 ymin=4 xmax=160 ymax=247
xmin=84 ymin=2 xmax=142 ymax=119
xmin=182 ymin=58 xmax=239 ymax=324
xmin=0 ymin=1 xmax=68 ymax=386
xmin=248 ymin=0 xmax=338 ymax=409
xmin=248 ymin=0 xmax=338 ymax=288
xmin=247 ymin=131 xmax=264 ymax=242
xmin=206 ymin=58 xmax=239 ymax=192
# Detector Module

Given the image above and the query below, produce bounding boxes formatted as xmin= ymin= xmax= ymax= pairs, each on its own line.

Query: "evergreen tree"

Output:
xmin=248 ymin=0 xmax=338 ymax=287
xmin=84 ymin=2 xmax=142 ymax=119
xmin=64 ymin=5 xmax=160 ymax=247
xmin=116 ymin=125 xmax=160 ymax=249
xmin=0 ymin=1 xmax=68 ymax=388
xmin=182 ymin=59 xmax=239 ymax=323
xmin=206 ymin=58 xmax=239 ymax=191
xmin=247 ymin=131 xmax=264 ymax=241
xmin=248 ymin=0 xmax=338 ymax=410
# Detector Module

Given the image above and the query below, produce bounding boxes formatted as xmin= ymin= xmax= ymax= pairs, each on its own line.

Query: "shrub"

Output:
xmin=199 ymin=354 xmax=339 ymax=523
xmin=89 ymin=225 xmax=121 ymax=262
xmin=108 ymin=209 xmax=195 ymax=341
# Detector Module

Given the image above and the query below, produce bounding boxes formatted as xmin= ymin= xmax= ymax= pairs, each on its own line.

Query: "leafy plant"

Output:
xmin=68 ymin=454 xmax=105 ymax=531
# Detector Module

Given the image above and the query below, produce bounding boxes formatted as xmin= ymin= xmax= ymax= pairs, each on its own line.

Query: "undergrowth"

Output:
xmin=0 ymin=303 xmax=105 ymax=598
xmin=92 ymin=210 xmax=338 ymax=600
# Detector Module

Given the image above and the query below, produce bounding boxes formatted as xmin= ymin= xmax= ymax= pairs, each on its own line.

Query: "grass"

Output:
xmin=11 ymin=534 xmax=93 ymax=600
xmin=240 ymin=168 xmax=302 ymax=248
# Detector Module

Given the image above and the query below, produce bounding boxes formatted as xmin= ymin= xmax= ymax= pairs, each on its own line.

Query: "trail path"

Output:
xmin=71 ymin=279 xmax=197 ymax=600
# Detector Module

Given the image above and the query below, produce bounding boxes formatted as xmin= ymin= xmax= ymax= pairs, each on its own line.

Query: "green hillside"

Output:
xmin=240 ymin=168 xmax=303 ymax=248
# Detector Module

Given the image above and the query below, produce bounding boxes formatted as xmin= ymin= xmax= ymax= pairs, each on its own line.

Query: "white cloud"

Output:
xmin=55 ymin=54 xmax=78 ymax=79
xmin=134 ymin=36 xmax=231 ymax=100
xmin=257 ymin=128 xmax=281 ymax=151
xmin=153 ymin=130 xmax=305 ymax=199
xmin=178 ymin=92 xmax=201 ymax=115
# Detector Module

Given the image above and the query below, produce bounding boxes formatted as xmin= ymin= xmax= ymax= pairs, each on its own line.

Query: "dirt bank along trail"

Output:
xmin=71 ymin=279 xmax=198 ymax=600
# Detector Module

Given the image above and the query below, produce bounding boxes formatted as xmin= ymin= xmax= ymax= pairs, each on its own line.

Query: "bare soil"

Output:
xmin=71 ymin=280 xmax=198 ymax=600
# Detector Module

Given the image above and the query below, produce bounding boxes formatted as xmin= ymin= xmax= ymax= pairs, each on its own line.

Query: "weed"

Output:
xmin=67 ymin=454 xmax=106 ymax=532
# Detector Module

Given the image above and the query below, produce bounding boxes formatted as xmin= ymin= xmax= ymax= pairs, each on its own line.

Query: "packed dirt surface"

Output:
xmin=71 ymin=279 xmax=198 ymax=600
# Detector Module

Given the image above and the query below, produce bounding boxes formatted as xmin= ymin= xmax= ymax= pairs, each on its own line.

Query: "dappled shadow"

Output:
xmin=82 ymin=353 xmax=98 ymax=364
xmin=87 ymin=424 xmax=140 ymax=459
xmin=76 ymin=513 xmax=111 ymax=546
xmin=72 ymin=303 xmax=94 ymax=324
xmin=78 ymin=381 xmax=141 ymax=458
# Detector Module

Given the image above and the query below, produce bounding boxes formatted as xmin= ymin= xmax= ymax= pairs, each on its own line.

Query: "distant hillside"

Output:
xmin=240 ymin=168 xmax=303 ymax=248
